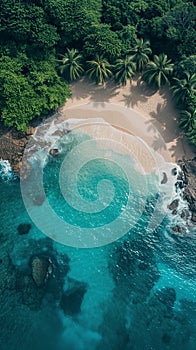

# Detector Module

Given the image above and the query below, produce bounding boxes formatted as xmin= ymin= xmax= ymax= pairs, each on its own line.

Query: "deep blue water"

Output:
xmin=0 ymin=132 xmax=196 ymax=350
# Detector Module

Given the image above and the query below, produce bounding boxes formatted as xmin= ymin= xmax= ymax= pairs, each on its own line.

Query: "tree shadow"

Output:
xmin=147 ymin=101 xmax=179 ymax=143
xmin=120 ymin=79 xmax=156 ymax=108
xmin=89 ymin=79 xmax=120 ymax=105
xmin=168 ymin=133 xmax=196 ymax=161
xmin=69 ymin=77 xmax=120 ymax=105
xmin=145 ymin=89 xmax=195 ymax=159
xmin=69 ymin=77 xmax=96 ymax=101
xmin=151 ymin=135 xmax=167 ymax=152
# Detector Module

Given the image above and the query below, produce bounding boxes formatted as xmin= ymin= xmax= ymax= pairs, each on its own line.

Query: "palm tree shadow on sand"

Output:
xmin=147 ymin=99 xmax=179 ymax=143
xmin=89 ymin=80 xmax=120 ymax=106
xmin=121 ymin=78 xmax=156 ymax=108
xmin=69 ymin=77 xmax=96 ymax=100
xmin=69 ymin=77 xmax=120 ymax=106
xmin=145 ymin=89 xmax=195 ymax=159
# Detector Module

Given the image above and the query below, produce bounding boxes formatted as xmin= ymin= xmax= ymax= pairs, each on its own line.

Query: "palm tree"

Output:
xmin=179 ymin=107 xmax=196 ymax=132
xmin=142 ymin=54 xmax=174 ymax=89
xmin=86 ymin=55 xmax=112 ymax=85
xmin=58 ymin=48 xmax=84 ymax=81
xmin=114 ymin=56 xmax=136 ymax=86
xmin=186 ymin=127 xmax=196 ymax=146
xmin=129 ymin=38 xmax=152 ymax=72
xmin=171 ymin=72 xmax=196 ymax=106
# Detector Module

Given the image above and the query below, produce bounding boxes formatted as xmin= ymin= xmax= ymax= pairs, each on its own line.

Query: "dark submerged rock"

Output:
xmin=49 ymin=148 xmax=59 ymax=156
xmin=172 ymin=225 xmax=186 ymax=234
xmin=15 ymin=249 xmax=70 ymax=311
xmin=177 ymin=171 xmax=185 ymax=181
xmin=171 ymin=167 xmax=177 ymax=176
xmin=154 ymin=288 xmax=176 ymax=308
xmin=17 ymin=223 xmax=32 ymax=235
xmin=60 ymin=279 xmax=87 ymax=316
xmin=175 ymin=180 xmax=184 ymax=190
xmin=180 ymin=209 xmax=190 ymax=220
xmin=168 ymin=199 xmax=179 ymax=211
xmin=191 ymin=212 xmax=196 ymax=222
xmin=161 ymin=172 xmax=168 ymax=184
xmin=15 ymin=273 xmax=46 ymax=311
xmin=172 ymin=209 xmax=177 ymax=215
xmin=162 ymin=333 xmax=171 ymax=345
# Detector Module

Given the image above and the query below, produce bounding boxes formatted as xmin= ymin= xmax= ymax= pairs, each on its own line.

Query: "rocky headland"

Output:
xmin=177 ymin=158 xmax=196 ymax=223
xmin=0 ymin=124 xmax=35 ymax=174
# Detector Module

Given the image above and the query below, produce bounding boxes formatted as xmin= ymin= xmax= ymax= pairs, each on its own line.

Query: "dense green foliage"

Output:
xmin=0 ymin=55 xmax=70 ymax=130
xmin=0 ymin=0 xmax=195 ymax=144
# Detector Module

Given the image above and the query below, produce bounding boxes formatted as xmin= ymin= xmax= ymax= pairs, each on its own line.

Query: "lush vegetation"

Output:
xmin=0 ymin=0 xmax=195 ymax=144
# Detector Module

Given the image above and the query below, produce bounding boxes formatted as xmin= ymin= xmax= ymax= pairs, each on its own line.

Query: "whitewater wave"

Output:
xmin=0 ymin=159 xmax=17 ymax=182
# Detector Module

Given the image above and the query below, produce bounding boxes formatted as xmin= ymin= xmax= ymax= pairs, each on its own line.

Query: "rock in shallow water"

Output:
xmin=17 ymin=223 xmax=31 ymax=235
xmin=49 ymin=148 xmax=59 ymax=156
xmin=168 ymin=199 xmax=179 ymax=211
xmin=60 ymin=279 xmax=87 ymax=316
xmin=178 ymin=158 xmax=196 ymax=221
xmin=171 ymin=167 xmax=177 ymax=176
xmin=172 ymin=225 xmax=186 ymax=234
xmin=191 ymin=212 xmax=196 ymax=222
xmin=181 ymin=209 xmax=190 ymax=220
xmin=31 ymin=256 xmax=52 ymax=287
xmin=161 ymin=172 xmax=168 ymax=184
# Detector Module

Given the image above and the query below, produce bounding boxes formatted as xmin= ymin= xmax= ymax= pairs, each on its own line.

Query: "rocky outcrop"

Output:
xmin=0 ymin=125 xmax=35 ymax=175
xmin=17 ymin=223 xmax=32 ymax=235
xmin=177 ymin=158 xmax=196 ymax=223
xmin=161 ymin=172 xmax=168 ymax=184
xmin=171 ymin=225 xmax=186 ymax=235
xmin=31 ymin=256 xmax=52 ymax=287
xmin=168 ymin=199 xmax=179 ymax=211
xmin=49 ymin=148 xmax=59 ymax=156
xmin=16 ymin=251 xmax=70 ymax=310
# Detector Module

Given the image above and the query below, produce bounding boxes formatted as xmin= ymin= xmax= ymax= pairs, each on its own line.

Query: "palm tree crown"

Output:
xmin=186 ymin=127 xmax=196 ymax=146
xmin=114 ymin=56 xmax=136 ymax=86
xmin=179 ymin=107 xmax=196 ymax=132
xmin=171 ymin=72 xmax=196 ymax=105
xmin=129 ymin=38 xmax=152 ymax=72
xmin=86 ymin=55 xmax=112 ymax=85
xmin=142 ymin=53 xmax=174 ymax=88
xmin=58 ymin=48 xmax=84 ymax=81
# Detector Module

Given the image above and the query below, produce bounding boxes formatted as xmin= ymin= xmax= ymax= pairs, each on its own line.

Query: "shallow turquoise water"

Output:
xmin=0 ymin=131 xmax=196 ymax=350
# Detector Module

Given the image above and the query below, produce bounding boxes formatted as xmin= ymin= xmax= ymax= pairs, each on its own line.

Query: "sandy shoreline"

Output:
xmin=60 ymin=77 xmax=195 ymax=163
xmin=0 ymin=76 xmax=195 ymax=176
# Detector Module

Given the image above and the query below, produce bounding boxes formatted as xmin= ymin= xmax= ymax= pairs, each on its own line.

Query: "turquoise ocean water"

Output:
xmin=0 ymin=130 xmax=196 ymax=350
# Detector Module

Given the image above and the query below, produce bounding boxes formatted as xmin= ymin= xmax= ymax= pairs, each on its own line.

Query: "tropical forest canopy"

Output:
xmin=0 ymin=0 xmax=195 ymax=144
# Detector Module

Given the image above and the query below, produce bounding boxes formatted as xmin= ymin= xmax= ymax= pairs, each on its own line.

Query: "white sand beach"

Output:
xmin=60 ymin=77 xmax=195 ymax=163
